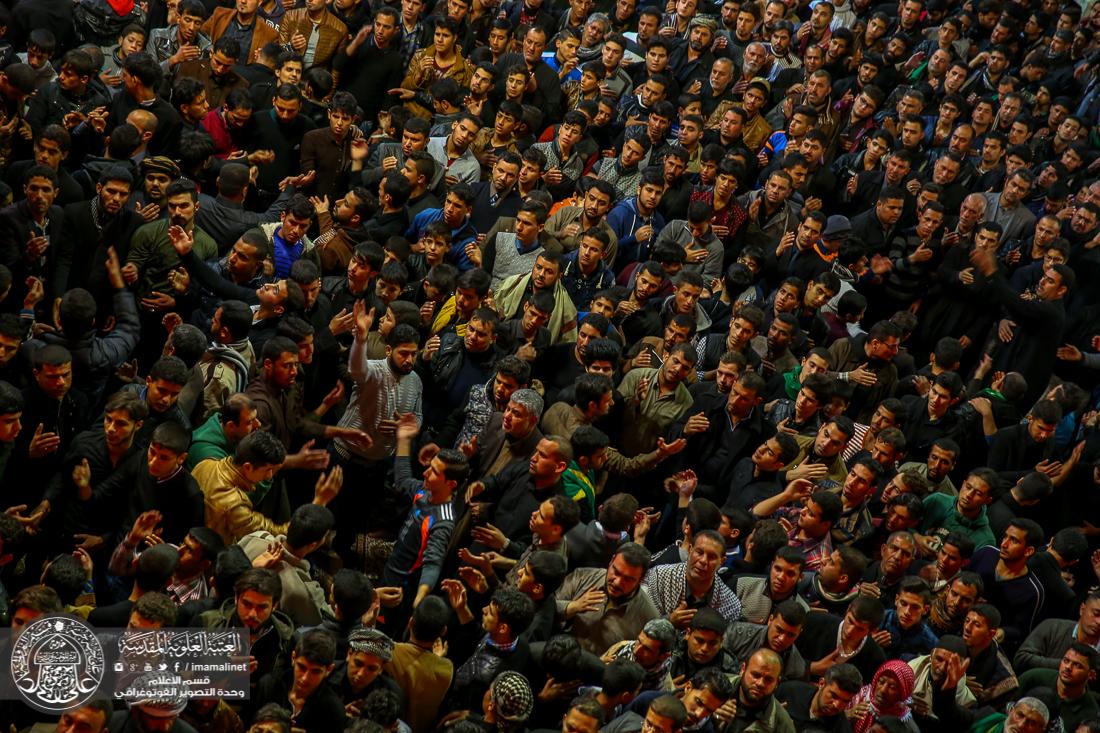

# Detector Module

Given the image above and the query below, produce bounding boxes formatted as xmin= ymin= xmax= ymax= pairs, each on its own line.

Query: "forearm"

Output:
xmin=752 ymin=491 xmax=792 ymax=518
xmin=603 ymin=446 xmax=662 ymax=476
xmin=108 ymin=537 xmax=139 ymax=577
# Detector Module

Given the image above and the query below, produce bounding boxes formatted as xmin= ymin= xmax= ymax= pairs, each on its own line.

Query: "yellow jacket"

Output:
xmin=192 ymin=456 xmax=288 ymax=545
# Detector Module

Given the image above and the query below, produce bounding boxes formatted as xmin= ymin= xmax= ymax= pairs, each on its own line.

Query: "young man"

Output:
xmin=199 ymin=568 xmax=296 ymax=693
xmin=873 ymin=576 xmax=938 ymax=658
xmin=74 ymin=421 xmax=202 ymax=549
xmin=192 ymin=430 xmax=341 ymax=544
xmin=254 ymin=628 xmax=346 ymax=729
xmin=968 ymin=518 xmax=1045 ymax=652
xmin=383 ymin=413 xmax=469 ymax=611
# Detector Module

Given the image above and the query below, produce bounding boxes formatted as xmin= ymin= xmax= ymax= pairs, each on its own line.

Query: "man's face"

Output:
xmin=660 ymin=351 xmax=692 ymax=385
xmin=464 ymin=318 xmax=495 ymax=353
xmin=328 ymin=109 xmax=353 ymax=139
xmin=1002 ymin=174 xmax=1031 ymax=207
xmin=817 ymin=550 xmax=848 ymax=588
xmin=491 ymin=160 xmax=520 ymax=193
xmin=798 ymin=499 xmax=832 ymax=538
xmin=1004 ymin=705 xmax=1047 ymax=733
xmin=682 ymin=685 xmax=723 ymax=727
xmin=292 ymin=651 xmax=333 ymax=698
xmin=957 ymin=474 xmax=991 ymax=513
xmin=450 ymin=117 xmax=480 ymax=150
xmin=401 ymin=130 xmax=428 ymax=158
xmin=120 ymin=31 xmax=146 ymax=56
xmin=795 ymin=216 xmax=822 ymax=249
xmin=606 ymin=554 xmax=644 ymax=598
xmin=0 ymin=409 xmax=20 ymax=443
xmin=876 ymin=196 xmax=904 ymax=226
xmin=346 ymin=649 xmax=384 ymax=691
xmin=166 ymin=193 xmax=196 ymax=228
xmin=531 ymin=255 xmax=560 ymax=290
xmin=521 ymin=301 xmax=551 ymax=335
xmin=764 ymin=175 xmax=792 ymax=205
xmin=999 ymin=525 xmax=1032 ymax=563
xmin=280 ymin=212 xmax=311 ymax=246
xmin=227 ymin=240 xmax=263 ymax=281
xmin=210 ymin=50 xmax=238 ymax=81
xmin=766 ymin=612 xmax=801 ymax=652
xmin=687 ymin=536 xmax=723 ymax=585
xmin=372 ymin=12 xmax=398 ymax=44
xmin=35 ymin=361 xmax=73 ymax=401
xmin=751 ymin=437 xmax=785 ymax=472
xmin=58 ymin=64 xmax=89 ymax=95
xmin=33 ymin=137 xmax=64 ymax=170
xmin=791 ymin=382 xmax=823 ymax=417
xmin=840 ymin=462 xmax=875 ymax=508
xmin=895 ymin=590 xmax=926 ymax=629
xmin=95 ymin=178 xmax=132 ymax=216
xmin=806 ymin=74 xmax=830 ymax=105
xmin=633 ymin=631 xmax=665 ymax=669
xmin=24 ymin=176 xmax=57 ymax=216
xmin=276 ymin=59 xmax=303 ymax=86
xmin=264 ymin=352 xmax=299 ymax=390
xmin=144 ymin=172 xmax=171 ymax=201
xmin=813 ymin=682 xmax=855 ymax=718
xmin=387 ymin=341 xmax=418 ymax=376
xmin=143 ymin=377 xmax=181 ymax=415
xmin=1072 ymin=207 xmax=1099 ymax=234
xmin=962 ymin=610 xmax=994 ymax=649
xmin=272 ymin=94 xmax=301 ymax=124
xmin=443 ymin=193 xmax=470 ymax=228
xmin=236 ymin=589 xmax=275 ymax=631
xmin=1036 ymin=268 xmax=1066 ymax=301
xmin=1059 ymin=649 xmax=1094 ymax=689
xmin=56 ymin=706 xmax=109 ymax=733
xmin=769 ymin=557 xmax=801 ymax=597
xmin=926 ymin=383 xmax=957 ymax=420
xmin=881 ymin=535 xmax=915 ymax=576
xmin=433 ymin=26 xmax=457 ymax=53
xmin=147 ymin=440 xmax=185 ymax=479
xmin=813 ymin=421 xmax=848 ymax=457
xmin=686 ymin=628 xmax=721 ymax=664
xmin=743 ymin=87 xmax=767 ymax=117
xmin=740 ymin=656 xmax=781 ymax=704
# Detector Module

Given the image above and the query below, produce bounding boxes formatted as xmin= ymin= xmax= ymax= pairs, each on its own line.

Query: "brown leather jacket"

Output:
xmin=201 ymin=8 xmax=279 ymax=62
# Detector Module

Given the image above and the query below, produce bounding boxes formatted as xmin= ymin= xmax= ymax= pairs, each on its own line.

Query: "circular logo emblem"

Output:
xmin=10 ymin=614 xmax=105 ymax=713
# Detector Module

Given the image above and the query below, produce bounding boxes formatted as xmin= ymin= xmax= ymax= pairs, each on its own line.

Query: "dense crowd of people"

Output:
xmin=2 ymin=0 xmax=1100 ymax=731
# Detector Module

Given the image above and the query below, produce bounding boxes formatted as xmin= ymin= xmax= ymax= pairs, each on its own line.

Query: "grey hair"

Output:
xmin=642 ymin=618 xmax=678 ymax=652
xmin=1013 ymin=698 xmax=1050 ymax=725
xmin=587 ymin=12 xmax=610 ymax=29
xmin=510 ymin=388 xmax=544 ymax=418
xmin=963 ymin=192 xmax=988 ymax=211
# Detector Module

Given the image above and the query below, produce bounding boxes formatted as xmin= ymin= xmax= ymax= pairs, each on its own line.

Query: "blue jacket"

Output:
xmin=560 ymin=250 xmax=616 ymax=310
xmin=406 ymin=208 xmax=478 ymax=271
xmin=607 ymin=198 xmax=666 ymax=273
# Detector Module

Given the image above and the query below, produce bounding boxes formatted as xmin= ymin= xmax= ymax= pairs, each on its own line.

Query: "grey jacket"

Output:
xmin=724 ymin=621 xmax=807 ymax=680
xmin=1013 ymin=618 xmax=1077 ymax=674
xmin=654 ymin=218 xmax=724 ymax=282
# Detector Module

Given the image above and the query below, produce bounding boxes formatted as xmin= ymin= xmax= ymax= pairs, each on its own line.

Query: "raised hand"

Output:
xmin=470 ymin=523 xmax=507 ymax=550
xmin=395 ymin=413 xmax=420 ymax=443
xmin=30 ymin=424 xmax=61 ymax=459
xmin=167 ymin=225 xmax=193 ymax=256
xmin=127 ymin=510 xmax=163 ymax=545
xmin=284 ymin=439 xmax=331 ymax=471
xmin=312 ymin=466 xmax=344 ymax=506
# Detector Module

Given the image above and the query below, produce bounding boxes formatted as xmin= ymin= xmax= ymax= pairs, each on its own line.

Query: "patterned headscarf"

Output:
xmin=849 ymin=659 xmax=916 ymax=733
xmin=491 ymin=671 xmax=534 ymax=723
